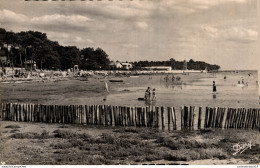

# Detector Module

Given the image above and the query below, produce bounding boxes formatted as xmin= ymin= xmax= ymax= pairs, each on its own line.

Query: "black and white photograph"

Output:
xmin=0 ymin=0 xmax=259 ymax=166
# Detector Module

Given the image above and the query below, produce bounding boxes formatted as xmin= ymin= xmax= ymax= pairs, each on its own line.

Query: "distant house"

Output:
xmin=144 ymin=66 xmax=172 ymax=71
xmin=121 ymin=62 xmax=133 ymax=70
xmin=24 ymin=60 xmax=37 ymax=70
xmin=110 ymin=61 xmax=123 ymax=69
xmin=110 ymin=61 xmax=133 ymax=70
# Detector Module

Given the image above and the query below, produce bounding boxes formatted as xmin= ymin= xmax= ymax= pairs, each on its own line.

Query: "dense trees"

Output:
xmin=0 ymin=28 xmax=111 ymax=70
xmin=81 ymin=47 xmax=110 ymax=70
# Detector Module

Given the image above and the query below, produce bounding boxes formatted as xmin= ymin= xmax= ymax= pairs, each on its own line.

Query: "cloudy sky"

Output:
xmin=0 ymin=0 xmax=258 ymax=70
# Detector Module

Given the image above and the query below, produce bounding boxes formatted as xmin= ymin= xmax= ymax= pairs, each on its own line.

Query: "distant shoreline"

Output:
xmin=218 ymin=70 xmax=258 ymax=72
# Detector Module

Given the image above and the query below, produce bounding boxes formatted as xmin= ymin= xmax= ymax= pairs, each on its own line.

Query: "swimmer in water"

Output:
xmin=213 ymin=81 xmax=217 ymax=92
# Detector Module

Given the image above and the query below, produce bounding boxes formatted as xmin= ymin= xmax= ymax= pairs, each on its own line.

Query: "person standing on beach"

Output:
xmin=148 ymin=87 xmax=151 ymax=99
xmin=104 ymin=81 xmax=109 ymax=92
xmin=152 ymin=88 xmax=156 ymax=101
xmin=144 ymin=87 xmax=151 ymax=100
xmin=213 ymin=81 xmax=217 ymax=92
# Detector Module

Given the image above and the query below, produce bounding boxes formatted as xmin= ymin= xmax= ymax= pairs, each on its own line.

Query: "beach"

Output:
xmin=1 ymin=70 xmax=259 ymax=165
xmin=1 ymin=70 xmax=258 ymax=107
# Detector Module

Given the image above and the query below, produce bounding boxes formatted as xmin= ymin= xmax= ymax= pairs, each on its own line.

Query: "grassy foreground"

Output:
xmin=0 ymin=121 xmax=259 ymax=165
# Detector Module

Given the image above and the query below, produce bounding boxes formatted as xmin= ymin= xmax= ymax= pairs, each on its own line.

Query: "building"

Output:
xmin=110 ymin=61 xmax=133 ymax=70
xmin=24 ymin=60 xmax=36 ymax=70
xmin=110 ymin=61 xmax=123 ymax=69
xmin=144 ymin=66 xmax=172 ymax=71
xmin=121 ymin=62 xmax=133 ymax=70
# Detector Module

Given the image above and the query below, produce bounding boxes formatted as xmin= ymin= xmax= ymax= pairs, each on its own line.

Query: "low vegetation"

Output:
xmin=5 ymin=125 xmax=21 ymax=129
xmin=10 ymin=130 xmax=52 ymax=139
xmin=3 ymin=122 xmax=259 ymax=165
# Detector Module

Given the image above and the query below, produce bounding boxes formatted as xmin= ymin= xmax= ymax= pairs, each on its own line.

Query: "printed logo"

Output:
xmin=233 ymin=141 xmax=252 ymax=155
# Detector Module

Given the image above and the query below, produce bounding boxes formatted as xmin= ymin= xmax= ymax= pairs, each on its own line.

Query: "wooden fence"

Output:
xmin=1 ymin=103 xmax=260 ymax=131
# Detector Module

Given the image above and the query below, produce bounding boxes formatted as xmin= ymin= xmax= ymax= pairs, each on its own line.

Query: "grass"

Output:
xmin=156 ymin=136 xmax=214 ymax=150
xmin=9 ymin=129 xmax=20 ymax=133
xmin=10 ymin=129 xmax=52 ymax=139
xmin=50 ymin=142 xmax=74 ymax=149
xmin=59 ymin=125 xmax=69 ymax=128
xmin=113 ymin=128 xmax=139 ymax=133
xmin=5 ymin=125 xmax=21 ymax=129
xmin=4 ymin=121 xmax=260 ymax=165
xmin=53 ymin=129 xmax=91 ymax=140
xmin=46 ymin=128 xmax=259 ymax=163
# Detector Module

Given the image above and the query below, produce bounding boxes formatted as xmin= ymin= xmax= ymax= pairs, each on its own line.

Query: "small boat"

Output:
xmin=138 ymin=98 xmax=145 ymax=101
xmin=109 ymin=79 xmax=123 ymax=82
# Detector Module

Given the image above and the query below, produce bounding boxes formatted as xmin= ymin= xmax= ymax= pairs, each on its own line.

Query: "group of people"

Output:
xmin=162 ymin=75 xmax=181 ymax=82
xmin=238 ymin=79 xmax=248 ymax=86
xmin=144 ymin=87 xmax=156 ymax=101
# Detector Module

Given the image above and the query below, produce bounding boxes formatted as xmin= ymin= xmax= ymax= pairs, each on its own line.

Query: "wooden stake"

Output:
xmin=167 ymin=107 xmax=172 ymax=131
xmin=198 ymin=107 xmax=202 ymax=130
xmin=161 ymin=106 xmax=165 ymax=130
xmin=181 ymin=106 xmax=184 ymax=130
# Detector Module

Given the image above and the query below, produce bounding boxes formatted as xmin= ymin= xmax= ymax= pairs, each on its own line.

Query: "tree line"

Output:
xmin=132 ymin=58 xmax=220 ymax=71
xmin=0 ymin=28 xmax=220 ymax=71
xmin=0 ymin=28 xmax=110 ymax=70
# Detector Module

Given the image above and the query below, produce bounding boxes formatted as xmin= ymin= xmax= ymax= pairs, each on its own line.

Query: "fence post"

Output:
xmin=167 ymin=107 xmax=172 ymax=131
xmin=0 ymin=103 xmax=3 ymax=121
xmin=133 ymin=107 xmax=137 ymax=127
xmin=64 ymin=105 xmax=68 ymax=124
xmin=180 ymin=106 xmax=184 ymax=130
xmin=198 ymin=107 xmax=202 ymax=130
xmin=146 ymin=106 xmax=150 ymax=127
xmin=184 ymin=106 xmax=188 ymax=130
xmin=157 ymin=106 xmax=161 ymax=130
xmin=220 ymin=108 xmax=226 ymax=129
xmin=258 ymin=109 xmax=260 ymax=132
xmin=204 ymin=107 xmax=208 ymax=129
xmin=188 ymin=106 xmax=192 ymax=130
xmin=256 ymin=109 xmax=260 ymax=131
xmin=143 ymin=107 xmax=147 ymax=127
xmin=110 ymin=106 xmax=114 ymax=127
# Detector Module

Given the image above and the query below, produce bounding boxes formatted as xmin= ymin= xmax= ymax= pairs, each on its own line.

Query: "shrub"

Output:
xmin=53 ymin=130 xmax=91 ymax=140
xmin=50 ymin=142 xmax=73 ymax=149
xmin=10 ymin=130 xmax=52 ymax=139
xmin=10 ymin=132 xmax=38 ymax=139
xmin=5 ymin=125 xmax=21 ymax=129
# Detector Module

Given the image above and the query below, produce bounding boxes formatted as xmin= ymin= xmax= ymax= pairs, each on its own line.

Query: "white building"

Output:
xmin=144 ymin=66 xmax=172 ymax=71
xmin=121 ymin=62 xmax=133 ymax=70
xmin=110 ymin=61 xmax=123 ymax=69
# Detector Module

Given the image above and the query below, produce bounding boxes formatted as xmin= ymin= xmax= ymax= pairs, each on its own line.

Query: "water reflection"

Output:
xmin=160 ymin=81 xmax=183 ymax=90
xmin=144 ymin=100 xmax=156 ymax=106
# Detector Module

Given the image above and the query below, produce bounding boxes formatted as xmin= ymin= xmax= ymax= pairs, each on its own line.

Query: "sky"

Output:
xmin=0 ymin=0 xmax=259 ymax=70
